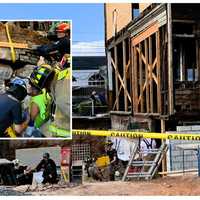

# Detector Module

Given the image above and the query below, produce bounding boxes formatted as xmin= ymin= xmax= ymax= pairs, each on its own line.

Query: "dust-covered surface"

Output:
xmin=2 ymin=175 xmax=200 ymax=196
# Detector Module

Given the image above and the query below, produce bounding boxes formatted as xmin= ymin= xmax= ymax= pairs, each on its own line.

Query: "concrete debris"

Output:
xmin=0 ymin=186 xmax=25 ymax=196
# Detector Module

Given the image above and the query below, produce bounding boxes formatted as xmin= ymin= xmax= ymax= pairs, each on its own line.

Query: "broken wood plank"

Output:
xmin=0 ymin=42 xmax=28 ymax=49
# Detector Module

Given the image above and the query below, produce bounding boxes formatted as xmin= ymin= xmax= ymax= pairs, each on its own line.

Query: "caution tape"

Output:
xmin=72 ymin=129 xmax=200 ymax=141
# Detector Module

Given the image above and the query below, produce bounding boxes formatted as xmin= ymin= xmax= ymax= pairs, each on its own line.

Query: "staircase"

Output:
xmin=122 ymin=142 xmax=168 ymax=181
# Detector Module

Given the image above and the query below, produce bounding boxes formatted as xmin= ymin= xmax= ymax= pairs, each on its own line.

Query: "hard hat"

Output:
xmin=56 ymin=23 xmax=70 ymax=33
xmin=10 ymin=78 xmax=27 ymax=91
xmin=30 ymin=64 xmax=55 ymax=90
xmin=8 ymin=78 xmax=27 ymax=101
xmin=43 ymin=152 xmax=50 ymax=159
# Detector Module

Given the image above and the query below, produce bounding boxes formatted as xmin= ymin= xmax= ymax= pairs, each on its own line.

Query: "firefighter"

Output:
xmin=37 ymin=22 xmax=70 ymax=61
xmin=25 ymin=64 xmax=55 ymax=137
xmin=35 ymin=152 xmax=58 ymax=184
xmin=0 ymin=78 xmax=29 ymax=137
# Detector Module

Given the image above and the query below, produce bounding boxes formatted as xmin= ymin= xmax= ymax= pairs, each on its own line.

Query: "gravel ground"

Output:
xmin=1 ymin=175 xmax=200 ymax=196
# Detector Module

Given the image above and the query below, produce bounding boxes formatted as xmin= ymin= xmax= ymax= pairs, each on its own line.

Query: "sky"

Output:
xmin=0 ymin=3 xmax=104 ymax=42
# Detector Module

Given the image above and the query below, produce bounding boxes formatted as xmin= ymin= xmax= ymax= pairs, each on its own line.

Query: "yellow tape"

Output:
xmin=5 ymin=23 xmax=16 ymax=63
xmin=72 ymin=129 xmax=200 ymax=141
xmin=49 ymin=124 xmax=71 ymax=138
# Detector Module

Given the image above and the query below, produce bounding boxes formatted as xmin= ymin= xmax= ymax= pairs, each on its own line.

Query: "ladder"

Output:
xmin=122 ymin=142 xmax=168 ymax=181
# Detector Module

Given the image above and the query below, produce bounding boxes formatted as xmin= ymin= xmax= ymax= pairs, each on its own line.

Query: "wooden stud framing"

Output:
xmin=156 ymin=30 xmax=161 ymax=113
xmin=133 ymin=46 xmax=138 ymax=113
xmin=139 ymin=43 xmax=144 ymax=112
xmin=111 ymin=55 xmax=132 ymax=111
xmin=167 ymin=4 xmax=174 ymax=115
xmin=123 ymin=40 xmax=128 ymax=111
xmin=114 ymin=46 xmax=119 ymax=110
xmin=145 ymin=39 xmax=150 ymax=113
xmin=149 ymin=36 xmax=154 ymax=113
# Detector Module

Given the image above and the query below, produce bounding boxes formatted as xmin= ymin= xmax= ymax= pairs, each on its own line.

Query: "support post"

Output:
xmin=145 ymin=39 xmax=149 ymax=113
xmin=167 ymin=3 xmax=174 ymax=115
xmin=139 ymin=43 xmax=144 ymax=112
xmin=156 ymin=30 xmax=161 ymax=113
xmin=149 ymin=36 xmax=153 ymax=113
xmin=123 ymin=40 xmax=128 ymax=111
xmin=114 ymin=45 xmax=119 ymax=110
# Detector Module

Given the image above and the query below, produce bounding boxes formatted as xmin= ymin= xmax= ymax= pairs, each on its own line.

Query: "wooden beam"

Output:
xmin=114 ymin=46 xmax=119 ymax=111
xmin=167 ymin=3 xmax=174 ymax=115
xmin=149 ymin=36 xmax=153 ymax=113
xmin=0 ymin=42 xmax=28 ymax=49
xmin=138 ymin=81 xmax=147 ymax=105
xmin=196 ymin=39 xmax=200 ymax=81
xmin=139 ymin=43 xmax=144 ymax=113
xmin=133 ymin=46 xmax=138 ymax=113
xmin=131 ymin=46 xmax=135 ymax=112
xmin=156 ymin=30 xmax=161 ymax=113
xmin=132 ymin=22 xmax=159 ymax=46
xmin=145 ymin=39 xmax=149 ymax=113
xmin=152 ymin=73 xmax=158 ymax=85
xmin=123 ymin=40 xmax=128 ymax=111
xmin=161 ymin=119 xmax=165 ymax=133
xmin=111 ymin=58 xmax=132 ymax=104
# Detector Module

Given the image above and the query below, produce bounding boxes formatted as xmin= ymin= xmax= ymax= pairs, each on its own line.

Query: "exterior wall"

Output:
xmin=105 ymin=3 xmax=132 ymax=41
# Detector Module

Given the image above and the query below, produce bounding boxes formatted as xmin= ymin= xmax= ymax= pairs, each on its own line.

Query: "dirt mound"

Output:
xmin=27 ymin=175 xmax=200 ymax=196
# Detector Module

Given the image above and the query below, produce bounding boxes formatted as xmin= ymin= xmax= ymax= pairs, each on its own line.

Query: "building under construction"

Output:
xmin=105 ymin=3 xmax=200 ymax=132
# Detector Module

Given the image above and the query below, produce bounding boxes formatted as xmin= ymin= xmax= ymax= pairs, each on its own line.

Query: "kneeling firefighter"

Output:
xmin=25 ymin=64 xmax=55 ymax=137
xmin=0 ymin=78 xmax=29 ymax=137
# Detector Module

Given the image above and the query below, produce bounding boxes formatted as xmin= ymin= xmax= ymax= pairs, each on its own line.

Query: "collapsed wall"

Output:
xmin=0 ymin=22 xmax=49 ymax=68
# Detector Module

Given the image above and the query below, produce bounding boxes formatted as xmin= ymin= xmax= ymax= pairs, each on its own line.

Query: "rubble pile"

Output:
xmin=0 ymin=22 xmax=49 ymax=65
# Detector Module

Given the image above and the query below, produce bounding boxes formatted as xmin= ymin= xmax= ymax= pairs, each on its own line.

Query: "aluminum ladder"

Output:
xmin=122 ymin=142 xmax=168 ymax=181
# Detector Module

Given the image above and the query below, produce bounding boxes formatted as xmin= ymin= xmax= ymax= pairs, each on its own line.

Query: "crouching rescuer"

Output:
xmin=26 ymin=64 xmax=70 ymax=137
xmin=0 ymin=78 xmax=29 ymax=137
xmin=25 ymin=64 xmax=55 ymax=137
